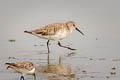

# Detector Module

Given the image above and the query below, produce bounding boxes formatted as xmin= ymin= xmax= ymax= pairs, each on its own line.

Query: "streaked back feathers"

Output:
xmin=5 ymin=61 xmax=35 ymax=71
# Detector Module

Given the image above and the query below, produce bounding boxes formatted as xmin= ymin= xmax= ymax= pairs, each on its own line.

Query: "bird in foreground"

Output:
xmin=5 ymin=61 xmax=36 ymax=80
xmin=24 ymin=21 xmax=84 ymax=53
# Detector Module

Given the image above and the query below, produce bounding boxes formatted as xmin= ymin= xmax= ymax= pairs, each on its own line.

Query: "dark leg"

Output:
xmin=6 ymin=66 xmax=10 ymax=69
xmin=47 ymin=40 xmax=50 ymax=53
xmin=20 ymin=76 xmax=24 ymax=80
xmin=33 ymin=73 xmax=36 ymax=80
xmin=59 ymin=56 xmax=62 ymax=64
xmin=58 ymin=41 xmax=76 ymax=50
xmin=47 ymin=40 xmax=50 ymax=65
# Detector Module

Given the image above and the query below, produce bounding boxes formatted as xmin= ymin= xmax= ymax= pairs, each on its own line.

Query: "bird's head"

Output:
xmin=65 ymin=21 xmax=84 ymax=35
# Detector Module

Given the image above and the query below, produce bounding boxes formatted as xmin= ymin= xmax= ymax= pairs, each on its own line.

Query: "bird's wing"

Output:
xmin=32 ymin=23 xmax=66 ymax=36
xmin=6 ymin=61 xmax=34 ymax=71
xmin=15 ymin=61 xmax=34 ymax=70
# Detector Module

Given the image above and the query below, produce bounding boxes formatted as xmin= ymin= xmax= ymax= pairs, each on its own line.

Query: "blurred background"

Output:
xmin=0 ymin=0 xmax=120 ymax=57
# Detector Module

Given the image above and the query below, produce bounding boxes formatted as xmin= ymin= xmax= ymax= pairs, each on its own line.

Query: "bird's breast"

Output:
xmin=54 ymin=29 xmax=71 ymax=40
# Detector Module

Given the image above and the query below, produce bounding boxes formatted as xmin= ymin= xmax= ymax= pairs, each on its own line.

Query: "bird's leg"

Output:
xmin=47 ymin=40 xmax=50 ymax=53
xmin=33 ymin=73 xmax=36 ymax=80
xmin=58 ymin=41 xmax=76 ymax=50
xmin=6 ymin=66 xmax=10 ymax=69
xmin=20 ymin=76 xmax=24 ymax=80
xmin=47 ymin=40 xmax=50 ymax=65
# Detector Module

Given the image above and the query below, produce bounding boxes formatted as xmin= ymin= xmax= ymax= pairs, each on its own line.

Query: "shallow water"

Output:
xmin=0 ymin=37 xmax=120 ymax=80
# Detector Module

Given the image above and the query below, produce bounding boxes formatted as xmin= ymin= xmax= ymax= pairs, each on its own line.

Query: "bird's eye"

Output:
xmin=73 ymin=24 xmax=75 ymax=26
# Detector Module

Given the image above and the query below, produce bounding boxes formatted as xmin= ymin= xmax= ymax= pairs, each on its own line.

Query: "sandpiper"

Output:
xmin=5 ymin=61 xmax=36 ymax=80
xmin=24 ymin=21 xmax=84 ymax=53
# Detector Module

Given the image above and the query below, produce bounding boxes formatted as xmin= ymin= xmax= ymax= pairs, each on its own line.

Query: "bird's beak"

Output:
xmin=76 ymin=27 xmax=84 ymax=35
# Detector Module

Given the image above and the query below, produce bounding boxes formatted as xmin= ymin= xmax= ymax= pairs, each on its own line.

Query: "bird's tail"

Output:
xmin=5 ymin=63 xmax=15 ymax=69
xmin=5 ymin=63 xmax=15 ymax=66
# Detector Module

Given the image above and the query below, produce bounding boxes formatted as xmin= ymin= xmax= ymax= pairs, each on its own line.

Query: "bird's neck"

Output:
xmin=65 ymin=26 xmax=73 ymax=36
xmin=66 ymin=26 xmax=74 ymax=33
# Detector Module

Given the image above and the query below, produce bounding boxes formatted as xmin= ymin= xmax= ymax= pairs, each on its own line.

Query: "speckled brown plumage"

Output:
xmin=5 ymin=61 xmax=36 ymax=80
xmin=5 ymin=61 xmax=35 ymax=71
xmin=29 ymin=23 xmax=67 ymax=36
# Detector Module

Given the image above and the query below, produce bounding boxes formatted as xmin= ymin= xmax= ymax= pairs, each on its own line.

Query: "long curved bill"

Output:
xmin=76 ymin=28 xmax=84 ymax=35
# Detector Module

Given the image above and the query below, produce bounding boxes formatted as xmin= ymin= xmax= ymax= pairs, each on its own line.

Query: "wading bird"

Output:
xmin=24 ymin=21 xmax=84 ymax=54
xmin=5 ymin=61 xmax=36 ymax=80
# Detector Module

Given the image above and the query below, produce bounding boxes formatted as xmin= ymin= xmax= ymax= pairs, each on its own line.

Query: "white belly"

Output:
xmin=19 ymin=68 xmax=35 ymax=75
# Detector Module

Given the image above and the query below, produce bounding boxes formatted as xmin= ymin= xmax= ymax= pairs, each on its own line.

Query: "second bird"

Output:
xmin=24 ymin=21 xmax=84 ymax=53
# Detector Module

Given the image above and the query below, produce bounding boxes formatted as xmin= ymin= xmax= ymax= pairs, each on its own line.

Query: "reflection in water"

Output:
xmin=41 ymin=64 xmax=72 ymax=75
xmin=37 ymin=63 xmax=75 ymax=80
xmin=48 ymin=75 xmax=75 ymax=80
xmin=66 ymin=52 xmax=76 ymax=57
xmin=47 ymin=52 xmax=50 ymax=65
xmin=37 ymin=56 xmax=75 ymax=80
